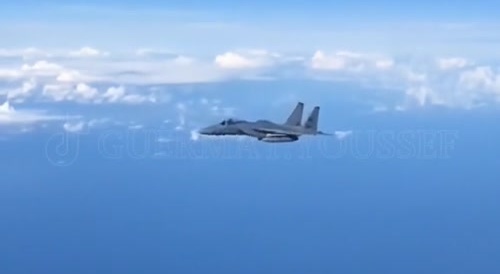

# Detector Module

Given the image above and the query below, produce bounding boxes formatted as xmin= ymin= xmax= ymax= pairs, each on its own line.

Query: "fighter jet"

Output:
xmin=198 ymin=102 xmax=331 ymax=143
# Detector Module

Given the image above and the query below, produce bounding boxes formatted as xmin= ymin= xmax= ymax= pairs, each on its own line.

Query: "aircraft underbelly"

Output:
xmin=256 ymin=127 xmax=300 ymax=136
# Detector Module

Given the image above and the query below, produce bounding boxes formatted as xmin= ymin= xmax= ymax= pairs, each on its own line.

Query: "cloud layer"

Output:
xmin=0 ymin=101 xmax=73 ymax=125
xmin=1 ymin=46 xmax=500 ymax=111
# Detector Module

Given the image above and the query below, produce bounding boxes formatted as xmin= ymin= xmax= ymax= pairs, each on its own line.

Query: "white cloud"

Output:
xmin=42 ymin=84 xmax=71 ymax=101
xmin=458 ymin=66 xmax=500 ymax=93
xmin=308 ymin=50 xmax=500 ymax=108
xmin=74 ymin=83 xmax=98 ymax=100
xmin=135 ymin=48 xmax=176 ymax=57
xmin=172 ymin=55 xmax=195 ymax=66
xmin=101 ymin=86 xmax=125 ymax=102
xmin=56 ymin=70 xmax=84 ymax=82
xmin=0 ymin=48 xmax=48 ymax=59
xmin=214 ymin=50 xmax=278 ymax=69
xmin=128 ymin=124 xmax=143 ymax=130
xmin=69 ymin=47 xmax=109 ymax=58
xmin=40 ymin=83 xmax=158 ymax=104
xmin=21 ymin=60 xmax=63 ymax=76
xmin=61 ymin=118 xmax=124 ymax=133
xmin=406 ymin=86 xmax=432 ymax=106
xmin=175 ymin=114 xmax=185 ymax=131
xmin=310 ymin=50 xmax=394 ymax=72
xmin=0 ymin=69 xmax=22 ymax=80
xmin=1 ymin=60 xmax=90 ymax=85
xmin=2 ymin=47 xmax=500 ymax=110
xmin=0 ymin=48 xmax=225 ymax=90
xmin=63 ymin=121 xmax=85 ymax=132
xmin=173 ymin=102 xmax=187 ymax=131
xmin=90 ymin=57 xmax=225 ymax=84
xmin=402 ymin=69 xmax=427 ymax=83
xmin=0 ymin=48 xmax=272 ymax=94
xmin=190 ymin=129 xmax=200 ymax=141
xmin=7 ymin=79 xmax=37 ymax=102
xmin=0 ymin=101 xmax=71 ymax=125
xmin=0 ymin=101 xmax=14 ymax=113
xmin=42 ymin=82 xmax=100 ymax=102
xmin=99 ymin=86 xmax=157 ymax=104
xmin=436 ymin=57 xmax=469 ymax=70
xmin=334 ymin=130 xmax=353 ymax=140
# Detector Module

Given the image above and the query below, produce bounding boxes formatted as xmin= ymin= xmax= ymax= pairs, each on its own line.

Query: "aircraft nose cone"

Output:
xmin=198 ymin=126 xmax=213 ymax=135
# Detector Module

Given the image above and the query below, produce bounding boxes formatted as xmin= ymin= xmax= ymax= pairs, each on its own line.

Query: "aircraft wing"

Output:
xmin=235 ymin=125 xmax=268 ymax=138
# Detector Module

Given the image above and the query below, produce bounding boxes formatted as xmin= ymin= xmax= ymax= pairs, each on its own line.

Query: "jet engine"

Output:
xmin=259 ymin=134 xmax=298 ymax=143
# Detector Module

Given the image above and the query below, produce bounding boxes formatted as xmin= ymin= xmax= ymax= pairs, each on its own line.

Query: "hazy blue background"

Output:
xmin=2 ymin=82 xmax=500 ymax=273
xmin=2 ymin=0 xmax=500 ymax=273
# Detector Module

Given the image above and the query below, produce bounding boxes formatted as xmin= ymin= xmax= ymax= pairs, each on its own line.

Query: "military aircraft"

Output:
xmin=197 ymin=102 xmax=331 ymax=143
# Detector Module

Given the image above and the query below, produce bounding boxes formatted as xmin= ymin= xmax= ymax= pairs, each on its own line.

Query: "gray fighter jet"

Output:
xmin=198 ymin=102 xmax=331 ymax=143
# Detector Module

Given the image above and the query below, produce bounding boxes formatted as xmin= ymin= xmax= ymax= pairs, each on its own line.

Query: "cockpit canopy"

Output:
xmin=219 ymin=118 xmax=243 ymax=126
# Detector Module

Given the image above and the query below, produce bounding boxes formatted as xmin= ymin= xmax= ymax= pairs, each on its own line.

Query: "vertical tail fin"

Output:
xmin=304 ymin=106 xmax=319 ymax=131
xmin=284 ymin=102 xmax=304 ymax=126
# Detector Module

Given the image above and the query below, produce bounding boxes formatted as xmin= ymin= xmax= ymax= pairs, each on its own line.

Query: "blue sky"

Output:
xmin=2 ymin=1 xmax=500 ymax=273
xmin=2 ymin=1 xmax=500 ymax=56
